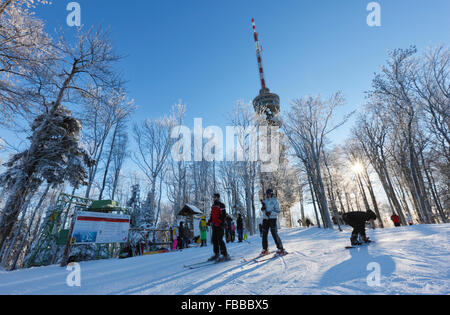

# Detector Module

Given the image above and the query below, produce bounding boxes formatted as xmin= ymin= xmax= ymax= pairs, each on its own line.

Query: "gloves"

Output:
xmin=265 ymin=211 xmax=271 ymax=218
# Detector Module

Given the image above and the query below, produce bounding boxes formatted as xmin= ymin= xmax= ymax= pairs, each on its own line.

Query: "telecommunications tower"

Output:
xmin=251 ymin=18 xmax=281 ymax=126
xmin=251 ymin=18 xmax=293 ymax=227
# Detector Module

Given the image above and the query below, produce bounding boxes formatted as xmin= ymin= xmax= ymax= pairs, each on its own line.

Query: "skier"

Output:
xmin=261 ymin=189 xmax=287 ymax=256
xmin=199 ymin=216 xmax=208 ymax=247
xmin=391 ymin=213 xmax=401 ymax=227
xmin=342 ymin=210 xmax=377 ymax=246
xmin=236 ymin=214 xmax=244 ymax=243
xmin=207 ymin=194 xmax=231 ymax=262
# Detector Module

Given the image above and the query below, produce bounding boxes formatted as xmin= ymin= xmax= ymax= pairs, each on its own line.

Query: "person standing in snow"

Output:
xmin=236 ymin=214 xmax=244 ymax=243
xmin=207 ymin=194 xmax=231 ymax=262
xmin=261 ymin=189 xmax=287 ymax=256
xmin=199 ymin=216 xmax=208 ymax=247
xmin=225 ymin=214 xmax=232 ymax=243
xmin=171 ymin=225 xmax=178 ymax=251
xmin=305 ymin=218 xmax=312 ymax=228
xmin=231 ymin=220 xmax=236 ymax=242
xmin=342 ymin=210 xmax=377 ymax=246
xmin=179 ymin=221 xmax=188 ymax=249
xmin=391 ymin=213 xmax=401 ymax=227
xmin=407 ymin=213 xmax=414 ymax=226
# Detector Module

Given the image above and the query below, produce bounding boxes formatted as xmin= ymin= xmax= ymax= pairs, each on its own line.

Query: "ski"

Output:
xmin=183 ymin=260 xmax=214 ymax=269
xmin=241 ymin=252 xmax=273 ymax=263
xmin=184 ymin=257 xmax=234 ymax=270
xmin=252 ymin=252 xmax=289 ymax=263
xmin=345 ymin=241 xmax=374 ymax=249
xmin=186 ymin=261 xmax=218 ymax=270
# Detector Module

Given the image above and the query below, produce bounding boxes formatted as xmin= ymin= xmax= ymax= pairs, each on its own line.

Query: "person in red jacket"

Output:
xmin=207 ymin=194 xmax=230 ymax=262
xmin=391 ymin=213 xmax=401 ymax=227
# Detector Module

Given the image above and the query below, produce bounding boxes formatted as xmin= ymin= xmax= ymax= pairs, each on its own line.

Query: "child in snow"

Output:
xmin=171 ymin=225 xmax=178 ymax=251
xmin=199 ymin=216 xmax=208 ymax=247
xmin=342 ymin=210 xmax=377 ymax=246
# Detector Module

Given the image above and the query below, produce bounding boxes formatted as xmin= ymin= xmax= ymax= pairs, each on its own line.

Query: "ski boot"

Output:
xmin=351 ymin=235 xmax=362 ymax=246
xmin=276 ymin=249 xmax=288 ymax=256
xmin=260 ymin=250 xmax=271 ymax=256
xmin=208 ymin=254 xmax=219 ymax=262
xmin=216 ymin=254 xmax=231 ymax=263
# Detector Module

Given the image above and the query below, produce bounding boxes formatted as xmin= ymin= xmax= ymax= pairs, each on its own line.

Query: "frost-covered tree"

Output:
xmin=283 ymin=93 xmax=354 ymax=229
xmin=0 ymin=26 xmax=123 ymax=253
xmin=107 ymin=130 xmax=129 ymax=201
xmin=132 ymin=105 xmax=181 ymax=227
xmin=0 ymin=0 xmax=53 ymax=125
xmin=0 ymin=105 xmax=91 ymax=253
xmin=97 ymin=91 xmax=135 ymax=200
xmin=353 ymin=46 xmax=449 ymax=224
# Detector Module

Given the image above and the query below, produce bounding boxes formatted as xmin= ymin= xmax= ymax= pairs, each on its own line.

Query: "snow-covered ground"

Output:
xmin=0 ymin=224 xmax=448 ymax=295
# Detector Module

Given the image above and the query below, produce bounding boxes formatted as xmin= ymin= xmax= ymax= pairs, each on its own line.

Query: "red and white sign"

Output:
xmin=72 ymin=211 xmax=130 ymax=244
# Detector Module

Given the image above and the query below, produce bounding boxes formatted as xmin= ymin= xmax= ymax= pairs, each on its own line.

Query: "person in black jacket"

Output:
xmin=178 ymin=221 xmax=187 ymax=249
xmin=342 ymin=210 xmax=377 ymax=246
xmin=207 ymin=194 xmax=230 ymax=262
xmin=236 ymin=214 xmax=244 ymax=243
xmin=225 ymin=214 xmax=232 ymax=243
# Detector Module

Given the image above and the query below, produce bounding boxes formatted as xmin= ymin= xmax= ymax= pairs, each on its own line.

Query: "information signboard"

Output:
xmin=71 ymin=211 xmax=130 ymax=244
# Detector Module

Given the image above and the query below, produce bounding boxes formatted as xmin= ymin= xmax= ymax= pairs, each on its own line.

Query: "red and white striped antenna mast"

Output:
xmin=252 ymin=18 xmax=268 ymax=92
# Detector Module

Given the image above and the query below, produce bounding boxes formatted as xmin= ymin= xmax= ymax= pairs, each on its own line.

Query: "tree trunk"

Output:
xmin=10 ymin=183 xmax=51 ymax=270
xmin=362 ymin=169 xmax=383 ymax=228
xmin=99 ymin=122 xmax=119 ymax=200
xmin=306 ymin=169 xmax=321 ymax=228
xmin=0 ymin=175 xmax=38 ymax=253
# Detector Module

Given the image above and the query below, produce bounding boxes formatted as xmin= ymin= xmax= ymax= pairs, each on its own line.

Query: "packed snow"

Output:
xmin=0 ymin=224 xmax=448 ymax=295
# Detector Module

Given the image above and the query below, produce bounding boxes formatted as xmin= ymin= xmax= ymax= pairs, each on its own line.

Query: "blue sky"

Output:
xmin=29 ymin=0 xmax=449 ymax=144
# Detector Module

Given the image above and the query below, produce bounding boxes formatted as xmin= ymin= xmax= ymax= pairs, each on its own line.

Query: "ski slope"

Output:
xmin=0 ymin=224 xmax=449 ymax=295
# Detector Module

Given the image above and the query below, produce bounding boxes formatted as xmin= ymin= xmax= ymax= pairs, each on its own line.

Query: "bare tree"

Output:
xmin=352 ymin=112 xmax=407 ymax=225
xmin=132 ymin=105 xmax=181 ymax=227
xmin=0 ymin=0 xmax=53 ymax=126
xmin=283 ymin=92 xmax=353 ymax=229
xmin=370 ymin=47 xmax=434 ymax=223
xmin=98 ymin=91 xmax=135 ymax=200
xmin=108 ymin=130 xmax=129 ymax=201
